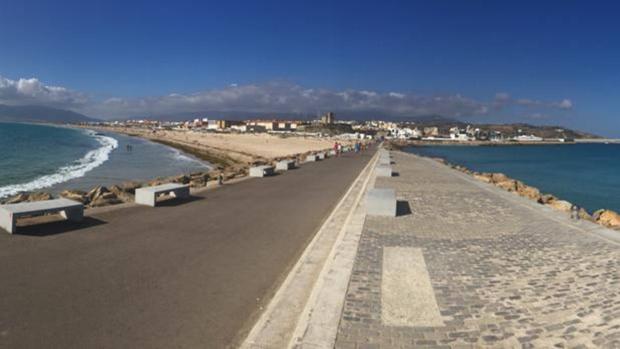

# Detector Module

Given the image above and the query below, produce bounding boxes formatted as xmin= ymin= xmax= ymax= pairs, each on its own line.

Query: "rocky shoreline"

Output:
xmin=0 ymin=133 xmax=339 ymax=210
xmin=433 ymin=156 xmax=620 ymax=230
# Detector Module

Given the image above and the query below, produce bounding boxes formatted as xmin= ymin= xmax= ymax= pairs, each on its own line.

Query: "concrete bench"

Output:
xmin=250 ymin=165 xmax=275 ymax=177
xmin=135 ymin=183 xmax=190 ymax=207
xmin=317 ymin=152 xmax=326 ymax=160
xmin=367 ymin=188 xmax=396 ymax=217
xmin=276 ymin=160 xmax=296 ymax=171
xmin=376 ymin=164 xmax=393 ymax=177
xmin=328 ymin=150 xmax=336 ymax=157
xmin=305 ymin=154 xmax=318 ymax=162
xmin=0 ymin=198 xmax=84 ymax=234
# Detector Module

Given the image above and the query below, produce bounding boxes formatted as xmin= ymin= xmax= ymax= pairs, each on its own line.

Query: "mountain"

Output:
xmin=0 ymin=104 xmax=97 ymax=123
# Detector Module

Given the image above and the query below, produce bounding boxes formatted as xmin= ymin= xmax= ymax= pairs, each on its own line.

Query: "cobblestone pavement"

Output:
xmin=336 ymin=151 xmax=620 ymax=349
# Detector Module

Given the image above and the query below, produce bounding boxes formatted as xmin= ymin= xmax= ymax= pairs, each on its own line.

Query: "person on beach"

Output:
xmin=337 ymin=142 xmax=343 ymax=155
xmin=334 ymin=142 xmax=339 ymax=156
xmin=218 ymin=173 xmax=224 ymax=186
xmin=571 ymin=204 xmax=580 ymax=220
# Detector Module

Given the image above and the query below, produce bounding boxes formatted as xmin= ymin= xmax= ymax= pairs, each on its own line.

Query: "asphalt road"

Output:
xmin=0 ymin=148 xmax=374 ymax=349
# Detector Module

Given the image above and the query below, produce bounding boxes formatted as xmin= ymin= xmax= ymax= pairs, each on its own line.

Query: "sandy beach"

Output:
xmin=93 ymin=126 xmax=342 ymax=166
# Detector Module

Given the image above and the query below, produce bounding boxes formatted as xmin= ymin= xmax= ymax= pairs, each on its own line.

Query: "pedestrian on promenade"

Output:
xmin=218 ymin=173 xmax=224 ymax=186
xmin=334 ymin=141 xmax=339 ymax=157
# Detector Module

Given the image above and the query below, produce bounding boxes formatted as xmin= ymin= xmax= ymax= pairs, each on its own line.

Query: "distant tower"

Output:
xmin=321 ymin=112 xmax=335 ymax=124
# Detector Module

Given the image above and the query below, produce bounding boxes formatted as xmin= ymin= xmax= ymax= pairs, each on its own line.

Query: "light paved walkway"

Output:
xmin=336 ymin=151 xmax=620 ymax=349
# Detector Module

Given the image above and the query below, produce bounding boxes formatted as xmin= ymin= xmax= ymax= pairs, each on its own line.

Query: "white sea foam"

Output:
xmin=169 ymin=147 xmax=210 ymax=168
xmin=0 ymin=130 xmax=118 ymax=198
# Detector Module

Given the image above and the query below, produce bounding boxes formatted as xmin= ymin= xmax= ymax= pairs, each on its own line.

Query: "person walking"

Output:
xmin=333 ymin=141 xmax=339 ymax=157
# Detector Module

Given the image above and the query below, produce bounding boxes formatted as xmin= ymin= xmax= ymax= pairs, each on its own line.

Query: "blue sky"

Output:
xmin=0 ymin=0 xmax=619 ymax=136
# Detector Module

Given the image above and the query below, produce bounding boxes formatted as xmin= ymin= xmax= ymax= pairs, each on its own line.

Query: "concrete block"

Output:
xmin=249 ymin=165 xmax=275 ymax=177
xmin=276 ymin=160 xmax=296 ymax=171
xmin=376 ymin=165 xmax=393 ymax=177
xmin=135 ymin=183 xmax=190 ymax=207
xmin=0 ymin=198 xmax=84 ymax=234
xmin=367 ymin=188 xmax=396 ymax=217
xmin=328 ymin=150 xmax=336 ymax=157
xmin=317 ymin=152 xmax=326 ymax=160
xmin=305 ymin=154 xmax=318 ymax=162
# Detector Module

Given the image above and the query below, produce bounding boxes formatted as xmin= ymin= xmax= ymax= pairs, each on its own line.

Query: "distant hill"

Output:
xmin=0 ymin=104 xmax=97 ymax=123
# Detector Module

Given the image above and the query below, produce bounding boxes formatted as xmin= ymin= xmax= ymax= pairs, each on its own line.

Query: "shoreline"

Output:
xmin=390 ymin=145 xmax=620 ymax=231
xmin=0 ymin=124 xmax=350 ymax=210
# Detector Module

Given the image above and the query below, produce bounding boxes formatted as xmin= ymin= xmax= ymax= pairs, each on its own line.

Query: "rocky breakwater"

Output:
xmin=441 ymin=161 xmax=620 ymax=231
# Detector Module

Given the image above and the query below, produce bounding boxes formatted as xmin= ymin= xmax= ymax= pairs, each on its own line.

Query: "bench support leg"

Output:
xmin=61 ymin=207 xmax=84 ymax=222
xmin=0 ymin=211 xmax=16 ymax=234
xmin=135 ymin=191 xmax=157 ymax=207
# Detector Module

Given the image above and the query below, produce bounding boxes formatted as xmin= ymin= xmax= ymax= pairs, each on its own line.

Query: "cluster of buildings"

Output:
xmin=86 ymin=114 xmax=571 ymax=143
xmin=386 ymin=124 xmax=571 ymax=143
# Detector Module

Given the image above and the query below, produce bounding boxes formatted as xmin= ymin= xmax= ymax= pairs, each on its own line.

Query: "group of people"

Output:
xmin=333 ymin=141 xmax=366 ymax=156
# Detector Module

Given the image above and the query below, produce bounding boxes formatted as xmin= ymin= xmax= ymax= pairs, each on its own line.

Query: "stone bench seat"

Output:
xmin=367 ymin=188 xmax=396 ymax=217
xmin=135 ymin=183 xmax=190 ymax=207
xmin=0 ymin=198 xmax=84 ymax=234
xmin=249 ymin=165 xmax=275 ymax=177
xmin=276 ymin=160 xmax=296 ymax=171
xmin=317 ymin=152 xmax=326 ymax=160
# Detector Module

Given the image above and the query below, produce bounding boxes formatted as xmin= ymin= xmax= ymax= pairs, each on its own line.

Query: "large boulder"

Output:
xmin=87 ymin=186 xmax=121 ymax=207
xmin=4 ymin=192 xmax=53 ymax=204
xmin=516 ymin=182 xmax=541 ymax=201
xmin=120 ymin=181 xmax=141 ymax=194
xmin=473 ymin=173 xmax=493 ymax=183
xmin=538 ymin=194 xmax=557 ymax=205
xmin=490 ymin=173 xmax=510 ymax=183
xmin=29 ymin=192 xmax=53 ymax=202
xmin=60 ymin=189 xmax=89 ymax=204
xmin=495 ymin=179 xmax=519 ymax=192
xmin=593 ymin=209 xmax=620 ymax=228
xmin=5 ymin=193 xmax=30 ymax=204
xmin=172 ymin=175 xmax=191 ymax=184
xmin=547 ymin=199 xmax=573 ymax=212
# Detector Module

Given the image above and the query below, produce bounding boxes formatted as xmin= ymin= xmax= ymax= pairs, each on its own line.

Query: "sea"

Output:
xmin=405 ymin=143 xmax=620 ymax=213
xmin=0 ymin=122 xmax=210 ymax=198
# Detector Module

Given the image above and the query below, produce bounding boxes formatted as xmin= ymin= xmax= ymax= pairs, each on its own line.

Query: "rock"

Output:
xmin=4 ymin=192 xmax=53 ymax=204
xmin=172 ymin=175 xmax=190 ymax=184
xmin=516 ymin=182 xmax=541 ymax=200
xmin=495 ymin=179 xmax=518 ymax=192
xmin=87 ymin=186 xmax=121 ymax=207
xmin=60 ymin=190 xmax=89 ymax=204
xmin=579 ymin=208 xmax=594 ymax=222
xmin=120 ymin=181 xmax=141 ymax=194
xmin=490 ymin=173 xmax=510 ymax=183
xmin=473 ymin=173 xmax=493 ymax=183
xmin=547 ymin=199 xmax=573 ymax=212
xmin=594 ymin=209 xmax=620 ymax=228
xmin=28 ymin=192 xmax=53 ymax=201
xmin=538 ymin=194 xmax=557 ymax=205
xmin=5 ymin=193 xmax=30 ymax=204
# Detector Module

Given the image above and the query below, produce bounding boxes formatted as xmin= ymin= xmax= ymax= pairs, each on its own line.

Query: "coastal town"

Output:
xmin=81 ymin=111 xmax=594 ymax=147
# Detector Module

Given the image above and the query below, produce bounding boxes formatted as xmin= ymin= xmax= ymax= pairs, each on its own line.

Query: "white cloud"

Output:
xmin=0 ymin=75 xmax=87 ymax=108
xmin=0 ymin=74 xmax=576 ymax=120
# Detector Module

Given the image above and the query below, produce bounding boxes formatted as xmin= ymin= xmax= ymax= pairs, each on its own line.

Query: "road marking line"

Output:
xmin=381 ymin=247 xmax=444 ymax=327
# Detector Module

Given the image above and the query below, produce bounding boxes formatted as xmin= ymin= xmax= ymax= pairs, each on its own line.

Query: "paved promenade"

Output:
xmin=336 ymin=151 xmax=620 ymax=348
xmin=0 ymin=149 xmax=374 ymax=348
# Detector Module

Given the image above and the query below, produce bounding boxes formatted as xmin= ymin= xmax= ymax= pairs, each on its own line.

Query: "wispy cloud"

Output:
xmin=0 ymin=74 xmax=575 ymax=120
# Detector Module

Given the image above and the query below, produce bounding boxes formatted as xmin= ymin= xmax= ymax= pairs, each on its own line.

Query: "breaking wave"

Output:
xmin=0 ymin=130 xmax=118 ymax=198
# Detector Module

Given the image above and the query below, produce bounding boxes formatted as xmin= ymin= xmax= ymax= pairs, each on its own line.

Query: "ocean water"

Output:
xmin=0 ymin=122 xmax=210 ymax=198
xmin=405 ymin=143 xmax=620 ymax=213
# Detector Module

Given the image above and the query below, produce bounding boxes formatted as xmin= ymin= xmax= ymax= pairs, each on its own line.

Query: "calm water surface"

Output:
xmin=405 ymin=143 xmax=620 ymax=213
